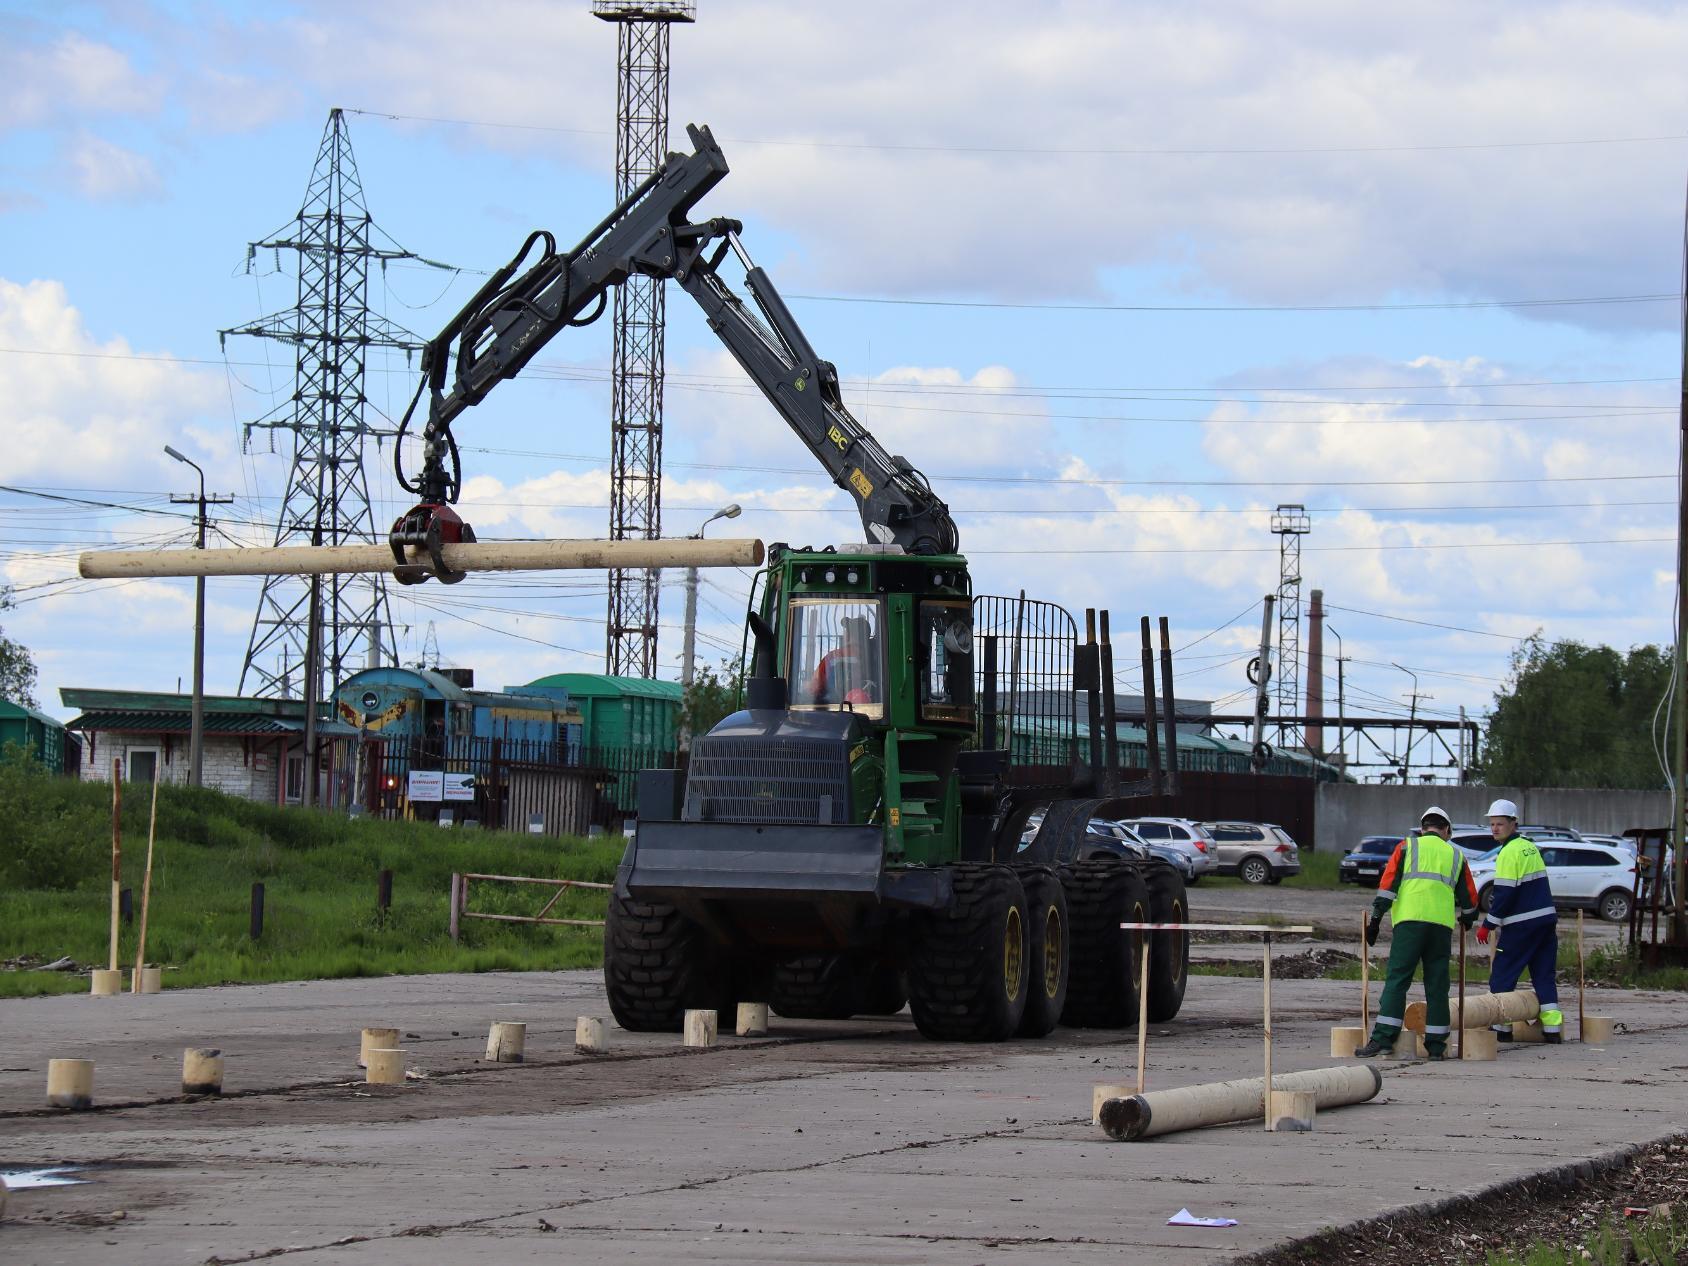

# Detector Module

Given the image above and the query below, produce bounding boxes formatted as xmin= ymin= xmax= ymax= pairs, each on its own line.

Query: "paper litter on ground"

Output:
xmin=0 ymin=1168 xmax=87 ymax=1190
xmin=1167 ymin=1207 xmax=1238 ymax=1228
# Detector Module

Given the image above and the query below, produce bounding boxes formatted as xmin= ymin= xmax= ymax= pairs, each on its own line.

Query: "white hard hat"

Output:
xmin=1486 ymin=798 xmax=1519 ymax=820
xmin=1420 ymin=805 xmax=1451 ymax=826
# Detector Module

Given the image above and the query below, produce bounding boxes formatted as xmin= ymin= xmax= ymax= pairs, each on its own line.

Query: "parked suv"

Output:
xmin=1340 ymin=834 xmax=1404 ymax=886
xmin=1201 ymin=821 xmax=1302 ymax=885
xmin=1123 ymin=818 xmax=1217 ymax=883
xmin=1467 ymin=840 xmax=1637 ymax=922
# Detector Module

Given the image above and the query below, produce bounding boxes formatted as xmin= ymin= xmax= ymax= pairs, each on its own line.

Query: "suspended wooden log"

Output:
xmin=78 ymin=536 xmax=765 ymax=580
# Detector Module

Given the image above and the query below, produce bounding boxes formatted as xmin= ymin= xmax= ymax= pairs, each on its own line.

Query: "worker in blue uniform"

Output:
xmin=1479 ymin=798 xmax=1563 ymax=1043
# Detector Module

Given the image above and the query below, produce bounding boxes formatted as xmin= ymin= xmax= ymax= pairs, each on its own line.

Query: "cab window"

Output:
xmin=787 ymin=598 xmax=885 ymax=718
xmin=917 ymin=600 xmax=974 ymax=723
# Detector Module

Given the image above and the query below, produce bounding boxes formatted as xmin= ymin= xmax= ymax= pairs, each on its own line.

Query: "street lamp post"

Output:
xmin=164 ymin=445 xmax=224 ymax=789
xmin=680 ymin=503 xmax=741 ymax=749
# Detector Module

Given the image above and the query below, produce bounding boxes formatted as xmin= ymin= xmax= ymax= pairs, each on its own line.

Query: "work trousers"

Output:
xmin=1368 ymin=920 xmax=1453 ymax=1055
xmin=1489 ymin=919 xmax=1561 ymax=1033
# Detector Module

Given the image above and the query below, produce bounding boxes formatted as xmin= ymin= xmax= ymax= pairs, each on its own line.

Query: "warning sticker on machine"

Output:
xmin=849 ymin=468 xmax=873 ymax=499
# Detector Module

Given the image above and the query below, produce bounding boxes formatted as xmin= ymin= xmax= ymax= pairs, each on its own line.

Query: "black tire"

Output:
xmin=907 ymin=864 xmax=1030 ymax=1042
xmin=1061 ymin=858 xmax=1150 ymax=1029
xmin=1139 ymin=860 xmax=1189 ymax=1022
xmin=1597 ymin=888 xmax=1632 ymax=923
xmin=1477 ymin=883 xmax=1493 ymax=913
xmin=1186 ymin=874 xmax=1202 ymax=886
xmin=856 ymin=962 xmax=909 ymax=1016
xmin=1239 ymin=855 xmax=1272 ymax=886
xmin=604 ymin=892 xmax=732 ymax=1033
xmin=770 ymin=953 xmax=861 ymax=1020
xmin=1017 ymin=868 xmax=1069 ymax=1038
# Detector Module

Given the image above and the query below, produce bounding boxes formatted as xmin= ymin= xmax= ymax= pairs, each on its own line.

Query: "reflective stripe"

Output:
xmin=1491 ymin=876 xmax=1519 ymax=889
xmin=1424 ymin=1024 xmax=1451 ymax=1034
xmin=1542 ymin=1022 xmax=1563 ymax=1033
xmin=1496 ymin=906 xmax=1555 ymax=926
xmin=1404 ymin=837 xmax=1459 ymax=887
xmin=1375 ymin=1014 xmax=1403 ymax=1028
xmin=1376 ymin=889 xmax=1398 ymax=903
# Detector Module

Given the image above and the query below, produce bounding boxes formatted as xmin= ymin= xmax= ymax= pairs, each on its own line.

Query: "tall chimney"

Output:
xmin=1306 ymin=589 xmax=1324 ymax=755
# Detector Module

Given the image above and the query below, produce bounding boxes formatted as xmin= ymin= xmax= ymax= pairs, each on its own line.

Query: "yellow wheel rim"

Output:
xmin=1170 ymin=898 xmax=1186 ymax=983
xmin=1042 ymin=905 xmax=1063 ymax=998
xmin=1003 ymin=906 xmax=1024 ymax=999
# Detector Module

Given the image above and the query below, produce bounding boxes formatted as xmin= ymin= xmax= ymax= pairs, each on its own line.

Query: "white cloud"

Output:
xmin=62 ymin=130 xmax=161 ymax=200
xmin=0 ymin=277 xmax=229 ymax=484
xmin=0 ymin=31 xmax=160 ymax=128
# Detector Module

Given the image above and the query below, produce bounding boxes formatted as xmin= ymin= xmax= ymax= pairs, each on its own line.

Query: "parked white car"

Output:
xmin=1122 ymin=817 xmax=1218 ymax=883
xmin=1467 ymin=840 xmax=1637 ymax=923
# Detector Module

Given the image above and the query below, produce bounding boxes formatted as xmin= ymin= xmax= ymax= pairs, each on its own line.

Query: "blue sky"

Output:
xmin=3 ymin=0 xmax=1686 ymax=778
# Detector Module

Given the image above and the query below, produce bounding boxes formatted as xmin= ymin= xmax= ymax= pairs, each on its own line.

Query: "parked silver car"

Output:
xmin=1122 ymin=817 xmax=1217 ymax=883
xmin=1200 ymin=821 xmax=1302 ymax=885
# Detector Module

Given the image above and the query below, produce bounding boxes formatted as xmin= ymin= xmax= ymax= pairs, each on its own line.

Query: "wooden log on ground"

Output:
xmin=1461 ymin=1028 xmax=1498 ymax=1061
xmin=683 ymin=1009 xmax=717 ymax=1048
xmin=79 ymin=536 xmax=765 ymax=580
xmin=1405 ymin=988 xmax=1537 ymax=1033
xmin=364 ymin=1049 xmax=405 ymax=1085
xmin=1267 ymin=1089 xmax=1317 ymax=1133
xmin=575 ymin=1016 xmax=606 ymax=1053
xmin=182 ymin=1047 xmax=224 ymax=1095
xmin=359 ymin=1027 xmax=399 ymax=1070
xmin=46 ymin=1059 xmax=94 ymax=1110
xmin=484 ymin=1021 xmax=526 ymax=1063
xmin=1581 ymin=1015 xmax=1615 ymax=1043
xmin=1329 ymin=1026 xmax=1363 ymax=1058
xmin=1099 ymin=1065 xmax=1381 ymax=1141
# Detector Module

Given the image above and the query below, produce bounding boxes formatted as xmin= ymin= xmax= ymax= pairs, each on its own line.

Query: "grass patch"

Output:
xmin=1469 ymin=1205 xmax=1687 ymax=1265
xmin=1196 ymin=848 xmax=1345 ymax=890
xmin=1584 ymin=943 xmax=1688 ymax=991
xmin=0 ymin=750 xmax=622 ymax=998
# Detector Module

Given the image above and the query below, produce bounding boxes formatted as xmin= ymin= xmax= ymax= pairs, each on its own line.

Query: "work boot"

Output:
xmin=1543 ymin=1032 xmax=1563 ymax=1045
xmin=1426 ymin=1051 xmax=1446 ymax=1061
xmin=1353 ymin=1036 xmax=1394 ymax=1058
xmin=1492 ymin=1027 xmax=1513 ymax=1043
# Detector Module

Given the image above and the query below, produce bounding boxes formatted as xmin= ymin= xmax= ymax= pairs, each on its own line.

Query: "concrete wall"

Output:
xmin=1314 ymin=783 xmax=1671 ymax=853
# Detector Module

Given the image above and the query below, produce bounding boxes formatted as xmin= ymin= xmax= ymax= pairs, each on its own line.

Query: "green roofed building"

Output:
xmin=0 ymin=698 xmax=75 ymax=775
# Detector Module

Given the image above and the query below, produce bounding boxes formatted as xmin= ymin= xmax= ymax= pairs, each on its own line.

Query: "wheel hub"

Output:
xmin=1042 ymin=905 xmax=1063 ymax=998
xmin=1003 ymin=906 xmax=1024 ymax=999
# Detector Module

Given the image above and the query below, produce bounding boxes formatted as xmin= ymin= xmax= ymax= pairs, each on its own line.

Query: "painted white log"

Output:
xmin=1392 ymin=1030 xmax=1417 ymax=1058
xmin=46 ymin=1058 xmax=94 ymax=1109
xmin=359 ymin=1027 xmax=400 ymax=1069
xmin=1092 ymin=1083 xmax=1138 ymax=1125
xmin=574 ymin=1016 xmax=605 ymax=1053
xmin=79 ymin=536 xmax=764 ymax=580
xmin=182 ymin=1047 xmax=224 ymax=1095
xmin=89 ymin=969 xmax=121 ymax=996
xmin=484 ymin=1021 xmax=526 ymax=1063
xmin=735 ymin=1002 xmax=769 ymax=1037
xmin=364 ymin=1048 xmax=405 ymax=1085
xmin=683 ymin=1009 xmax=717 ymax=1048
xmin=1581 ymin=1015 xmax=1616 ymax=1043
xmin=1267 ymin=1089 xmax=1317 ymax=1133
xmin=1405 ymin=989 xmax=1537 ymax=1033
xmin=1329 ymin=1026 xmax=1363 ymax=1058
xmin=1098 ymin=1065 xmax=1382 ymax=1142
xmin=1512 ymin=1019 xmax=1546 ymax=1043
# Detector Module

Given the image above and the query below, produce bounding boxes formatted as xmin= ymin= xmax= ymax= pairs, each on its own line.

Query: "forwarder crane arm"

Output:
xmin=390 ymin=123 xmax=957 ymax=584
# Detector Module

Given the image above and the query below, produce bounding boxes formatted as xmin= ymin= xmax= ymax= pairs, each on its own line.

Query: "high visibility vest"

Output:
xmin=1393 ymin=832 xmax=1461 ymax=927
xmin=1488 ymin=834 xmax=1555 ymax=928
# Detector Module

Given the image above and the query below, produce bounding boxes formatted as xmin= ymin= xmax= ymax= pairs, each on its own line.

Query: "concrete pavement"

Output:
xmin=1 ymin=965 xmax=1680 ymax=1265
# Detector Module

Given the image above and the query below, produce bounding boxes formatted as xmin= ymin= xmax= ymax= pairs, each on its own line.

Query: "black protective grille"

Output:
xmin=683 ymin=736 xmax=850 ymax=825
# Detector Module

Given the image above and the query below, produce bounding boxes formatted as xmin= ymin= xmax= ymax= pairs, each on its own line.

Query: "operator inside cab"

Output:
xmin=797 ymin=612 xmax=882 ymax=707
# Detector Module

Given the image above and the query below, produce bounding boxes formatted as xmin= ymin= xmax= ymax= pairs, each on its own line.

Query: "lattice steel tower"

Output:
xmin=1271 ymin=504 xmax=1311 ymax=749
xmin=594 ymin=0 xmax=696 ymax=677
xmin=224 ymin=108 xmax=442 ymax=697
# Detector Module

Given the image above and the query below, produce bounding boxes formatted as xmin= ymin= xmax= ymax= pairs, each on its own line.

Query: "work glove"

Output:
xmin=1364 ymin=914 xmax=1381 ymax=947
xmin=1475 ymin=925 xmax=1491 ymax=946
xmin=1459 ymin=910 xmax=1478 ymax=931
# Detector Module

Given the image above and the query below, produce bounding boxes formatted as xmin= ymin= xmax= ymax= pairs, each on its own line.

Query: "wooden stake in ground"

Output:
xmin=108 ymin=759 xmax=122 ymax=973
xmin=1360 ymin=911 xmax=1370 ymax=1032
xmin=132 ymin=762 xmax=161 ymax=993
xmin=1135 ymin=933 xmax=1151 ymax=1093
xmin=1262 ymin=931 xmax=1273 ymax=1127
xmin=1577 ymin=909 xmax=1586 ymax=1039
xmin=1457 ymin=923 xmax=1467 ymax=1060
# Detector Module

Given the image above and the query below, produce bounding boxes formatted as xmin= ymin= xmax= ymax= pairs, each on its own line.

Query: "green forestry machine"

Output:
xmin=391 ymin=125 xmax=1190 ymax=1042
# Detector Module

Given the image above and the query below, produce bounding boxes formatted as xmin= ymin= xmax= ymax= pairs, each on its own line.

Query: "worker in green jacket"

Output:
xmin=1354 ymin=806 xmax=1480 ymax=1061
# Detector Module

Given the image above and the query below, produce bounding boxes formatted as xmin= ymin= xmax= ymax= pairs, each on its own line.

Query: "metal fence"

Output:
xmin=356 ymin=734 xmax=674 ymax=833
xmin=974 ymin=592 xmax=1078 ymax=773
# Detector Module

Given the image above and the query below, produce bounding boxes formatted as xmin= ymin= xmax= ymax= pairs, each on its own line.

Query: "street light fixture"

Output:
xmin=680 ymin=503 xmax=743 ymax=748
xmin=165 ymin=444 xmax=208 ymax=788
